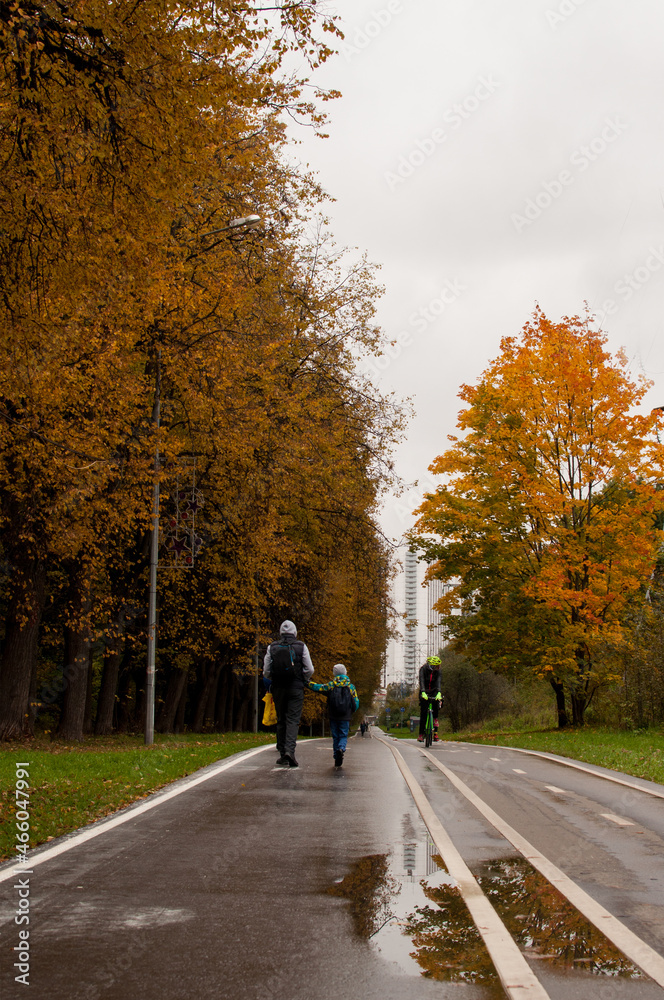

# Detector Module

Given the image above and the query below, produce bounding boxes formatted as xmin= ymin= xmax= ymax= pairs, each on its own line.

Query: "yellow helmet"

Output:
xmin=426 ymin=655 xmax=441 ymax=666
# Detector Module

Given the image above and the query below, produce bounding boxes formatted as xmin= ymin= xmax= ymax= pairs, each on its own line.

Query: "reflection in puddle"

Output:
xmin=326 ymin=839 xmax=502 ymax=990
xmin=404 ymin=858 xmax=498 ymax=984
xmin=326 ymin=854 xmax=398 ymax=939
xmin=476 ymin=859 xmax=644 ymax=978
xmin=327 ymin=842 xmax=644 ymax=989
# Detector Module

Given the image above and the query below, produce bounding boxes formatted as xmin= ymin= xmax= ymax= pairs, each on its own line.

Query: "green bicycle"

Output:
xmin=423 ymin=698 xmax=435 ymax=748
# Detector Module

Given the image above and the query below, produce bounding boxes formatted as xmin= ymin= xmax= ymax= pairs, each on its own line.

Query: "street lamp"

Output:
xmin=144 ymin=214 xmax=262 ymax=746
xmin=183 ymin=215 xmax=262 ymax=259
xmin=197 ymin=215 xmax=261 ymax=238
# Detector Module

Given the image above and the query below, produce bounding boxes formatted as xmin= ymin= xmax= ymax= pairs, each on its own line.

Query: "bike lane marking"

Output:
xmin=459 ymin=742 xmax=664 ymax=801
xmin=421 ymin=748 xmax=664 ymax=988
xmin=601 ymin=813 xmax=636 ymax=827
xmin=0 ymin=743 xmax=275 ymax=884
xmin=378 ymin=738 xmax=551 ymax=1000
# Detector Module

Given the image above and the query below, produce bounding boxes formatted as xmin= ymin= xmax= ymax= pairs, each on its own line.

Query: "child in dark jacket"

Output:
xmin=308 ymin=664 xmax=360 ymax=768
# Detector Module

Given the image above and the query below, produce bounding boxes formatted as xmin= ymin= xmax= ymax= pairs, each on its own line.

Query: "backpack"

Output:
xmin=269 ymin=638 xmax=303 ymax=686
xmin=328 ymin=683 xmax=355 ymax=720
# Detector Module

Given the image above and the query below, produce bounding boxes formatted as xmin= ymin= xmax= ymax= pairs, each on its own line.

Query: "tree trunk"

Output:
xmin=570 ymin=646 xmax=593 ymax=727
xmin=571 ymin=692 xmax=586 ymax=727
xmin=204 ymin=665 xmax=222 ymax=729
xmin=83 ymin=648 xmax=95 ymax=734
xmin=215 ymin=665 xmax=229 ymax=732
xmin=0 ymin=557 xmax=46 ymax=740
xmin=114 ymin=660 xmax=133 ymax=732
xmin=26 ymin=654 xmax=40 ymax=736
xmin=57 ymin=562 xmax=94 ymax=741
xmin=235 ymin=683 xmax=251 ymax=731
xmin=95 ymin=642 xmax=126 ymax=736
xmin=133 ymin=665 xmax=146 ymax=733
xmin=224 ymin=671 xmax=237 ymax=732
xmin=174 ymin=681 xmax=187 ymax=733
xmin=58 ymin=627 xmax=91 ymax=740
xmin=192 ymin=659 xmax=221 ymax=732
xmin=157 ymin=667 xmax=188 ymax=733
xmin=550 ymin=677 xmax=568 ymax=728
xmin=58 ymin=568 xmax=92 ymax=741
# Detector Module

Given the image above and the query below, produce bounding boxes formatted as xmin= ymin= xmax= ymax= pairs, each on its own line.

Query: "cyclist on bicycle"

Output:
xmin=417 ymin=655 xmax=442 ymax=742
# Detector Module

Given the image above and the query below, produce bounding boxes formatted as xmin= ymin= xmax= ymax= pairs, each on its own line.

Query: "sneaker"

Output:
xmin=276 ymin=755 xmax=290 ymax=766
xmin=334 ymin=750 xmax=343 ymax=768
xmin=417 ymin=734 xmax=424 ymax=743
xmin=286 ymin=755 xmax=299 ymax=768
xmin=433 ymin=734 xmax=440 ymax=742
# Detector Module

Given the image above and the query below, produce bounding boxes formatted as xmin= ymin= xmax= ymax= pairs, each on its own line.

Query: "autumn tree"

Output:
xmin=412 ymin=309 xmax=664 ymax=726
xmin=0 ymin=2 xmax=403 ymax=739
xmin=147 ymin=225 xmax=400 ymax=733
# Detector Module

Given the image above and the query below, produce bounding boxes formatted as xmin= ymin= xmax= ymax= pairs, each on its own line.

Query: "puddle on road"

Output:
xmin=476 ymin=858 xmax=644 ymax=978
xmin=326 ymin=839 xmax=643 ymax=990
xmin=326 ymin=839 xmax=502 ymax=992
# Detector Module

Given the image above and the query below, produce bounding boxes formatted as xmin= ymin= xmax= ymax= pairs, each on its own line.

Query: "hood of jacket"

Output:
xmin=279 ymin=620 xmax=297 ymax=638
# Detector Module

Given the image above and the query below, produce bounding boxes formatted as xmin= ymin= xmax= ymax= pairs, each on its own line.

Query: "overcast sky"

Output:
xmin=288 ymin=0 xmax=664 ymax=674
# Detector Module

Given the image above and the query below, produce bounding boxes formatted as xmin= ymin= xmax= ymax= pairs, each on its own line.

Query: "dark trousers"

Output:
xmin=419 ymin=696 xmax=440 ymax=735
xmin=272 ymin=684 xmax=304 ymax=757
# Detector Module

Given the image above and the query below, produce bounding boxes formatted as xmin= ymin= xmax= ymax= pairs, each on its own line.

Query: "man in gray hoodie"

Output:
xmin=263 ymin=620 xmax=314 ymax=768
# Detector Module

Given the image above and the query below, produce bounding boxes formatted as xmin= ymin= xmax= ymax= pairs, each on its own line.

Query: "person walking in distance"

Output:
xmin=309 ymin=664 xmax=359 ymax=769
xmin=418 ymin=655 xmax=442 ymax=743
xmin=263 ymin=620 xmax=314 ymax=768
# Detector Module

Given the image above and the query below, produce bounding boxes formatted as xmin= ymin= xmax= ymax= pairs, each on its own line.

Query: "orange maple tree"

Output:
xmin=412 ymin=309 xmax=664 ymax=725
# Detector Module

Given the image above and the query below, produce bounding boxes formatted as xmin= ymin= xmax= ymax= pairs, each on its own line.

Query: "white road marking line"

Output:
xmin=490 ymin=757 xmax=502 ymax=762
xmin=486 ymin=743 xmax=664 ymax=800
xmin=381 ymin=740 xmax=550 ymax=1000
xmin=0 ymin=744 xmax=276 ymax=882
xmin=544 ymin=785 xmax=567 ymax=794
xmin=512 ymin=768 xmax=526 ymax=774
xmin=601 ymin=813 xmax=635 ymax=827
xmin=421 ymin=750 xmax=664 ymax=989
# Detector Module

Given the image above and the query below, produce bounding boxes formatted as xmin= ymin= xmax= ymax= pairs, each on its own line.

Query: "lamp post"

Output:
xmin=145 ymin=348 xmax=161 ymax=746
xmin=144 ymin=214 xmax=261 ymax=746
xmin=253 ymin=618 xmax=260 ymax=734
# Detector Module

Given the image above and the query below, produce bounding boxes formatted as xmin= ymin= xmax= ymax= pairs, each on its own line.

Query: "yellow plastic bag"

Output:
xmin=262 ymin=692 xmax=277 ymax=726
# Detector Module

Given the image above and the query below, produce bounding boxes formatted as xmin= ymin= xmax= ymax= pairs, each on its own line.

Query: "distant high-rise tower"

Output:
xmin=404 ymin=548 xmax=418 ymax=685
xmin=427 ymin=574 xmax=448 ymax=656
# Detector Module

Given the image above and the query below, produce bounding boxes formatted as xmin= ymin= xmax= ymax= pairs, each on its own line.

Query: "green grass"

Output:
xmin=0 ymin=732 xmax=275 ymax=863
xmin=377 ymin=724 xmax=664 ymax=785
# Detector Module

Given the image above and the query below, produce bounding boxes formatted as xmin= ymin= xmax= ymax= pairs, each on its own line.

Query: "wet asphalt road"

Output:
xmin=1 ymin=732 xmax=664 ymax=1000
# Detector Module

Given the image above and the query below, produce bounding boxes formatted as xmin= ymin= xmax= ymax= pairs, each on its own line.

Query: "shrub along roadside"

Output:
xmin=376 ymin=725 xmax=664 ymax=785
xmin=0 ymin=733 xmax=275 ymax=863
